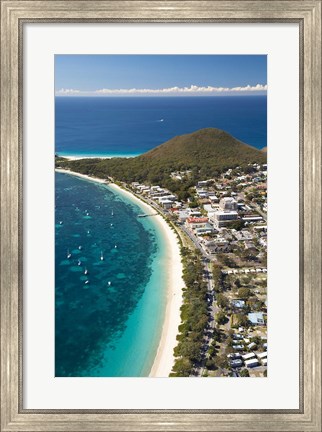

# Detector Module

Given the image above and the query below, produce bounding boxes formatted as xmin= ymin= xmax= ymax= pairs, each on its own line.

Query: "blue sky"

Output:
xmin=55 ymin=55 xmax=267 ymax=96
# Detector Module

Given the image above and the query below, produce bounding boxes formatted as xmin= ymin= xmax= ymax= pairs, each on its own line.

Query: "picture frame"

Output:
xmin=0 ymin=1 xmax=321 ymax=431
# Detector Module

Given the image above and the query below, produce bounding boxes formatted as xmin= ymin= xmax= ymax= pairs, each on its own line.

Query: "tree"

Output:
xmin=239 ymin=368 xmax=250 ymax=377
xmin=171 ymin=358 xmax=193 ymax=377
xmin=234 ymin=313 xmax=249 ymax=328
xmin=229 ymin=220 xmax=245 ymax=231
xmin=214 ymin=355 xmax=228 ymax=369
xmin=234 ymin=278 xmax=241 ymax=288
xmin=216 ymin=293 xmax=229 ymax=310
xmin=238 ymin=287 xmax=251 ymax=299
xmin=215 ymin=310 xmax=227 ymax=325
xmin=212 ymin=264 xmax=223 ymax=292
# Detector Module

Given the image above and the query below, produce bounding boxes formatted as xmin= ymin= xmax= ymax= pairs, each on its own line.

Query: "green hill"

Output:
xmin=57 ymin=128 xmax=266 ymax=193
xmin=140 ymin=128 xmax=265 ymax=168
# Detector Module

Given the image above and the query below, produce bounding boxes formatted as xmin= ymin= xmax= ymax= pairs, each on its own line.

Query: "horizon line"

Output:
xmin=55 ymin=83 xmax=267 ymax=97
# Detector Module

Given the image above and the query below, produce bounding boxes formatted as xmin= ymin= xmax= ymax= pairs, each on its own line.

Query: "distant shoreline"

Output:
xmin=57 ymin=154 xmax=140 ymax=161
xmin=55 ymin=168 xmax=184 ymax=377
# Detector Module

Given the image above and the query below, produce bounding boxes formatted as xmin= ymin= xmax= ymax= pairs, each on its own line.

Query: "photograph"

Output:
xmin=54 ymin=54 xmax=268 ymax=378
xmin=1 ymin=0 xmax=321 ymax=428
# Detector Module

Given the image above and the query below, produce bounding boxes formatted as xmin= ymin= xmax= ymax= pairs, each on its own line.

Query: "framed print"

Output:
xmin=0 ymin=1 xmax=321 ymax=431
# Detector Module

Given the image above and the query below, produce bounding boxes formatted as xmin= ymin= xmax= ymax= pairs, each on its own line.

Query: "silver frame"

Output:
xmin=1 ymin=1 xmax=321 ymax=431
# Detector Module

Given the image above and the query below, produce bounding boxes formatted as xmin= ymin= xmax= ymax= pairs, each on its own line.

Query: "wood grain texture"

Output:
xmin=0 ymin=1 xmax=321 ymax=431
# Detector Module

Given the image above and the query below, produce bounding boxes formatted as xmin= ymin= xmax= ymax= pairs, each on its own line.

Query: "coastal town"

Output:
xmin=127 ymin=162 xmax=267 ymax=377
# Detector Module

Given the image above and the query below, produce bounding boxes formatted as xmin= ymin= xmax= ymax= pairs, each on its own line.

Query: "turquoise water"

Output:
xmin=55 ymin=172 xmax=168 ymax=376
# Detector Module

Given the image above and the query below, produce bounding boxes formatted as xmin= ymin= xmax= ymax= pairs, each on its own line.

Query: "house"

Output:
xmin=178 ymin=210 xmax=189 ymax=222
xmin=203 ymin=204 xmax=217 ymax=218
xmin=232 ymin=333 xmax=243 ymax=340
xmin=230 ymin=359 xmax=243 ymax=368
xmin=196 ymin=189 xmax=208 ymax=198
xmin=257 ymin=351 xmax=267 ymax=360
xmin=242 ymin=352 xmax=256 ymax=361
xmin=197 ymin=180 xmax=209 ymax=187
xmin=227 ymin=353 xmax=242 ymax=359
xmin=261 ymin=358 xmax=268 ymax=366
xmin=244 ymin=358 xmax=259 ymax=368
xmin=247 ymin=342 xmax=257 ymax=350
xmin=159 ymin=199 xmax=174 ymax=209
xmin=204 ymin=237 xmax=231 ymax=254
xmin=248 ymin=312 xmax=265 ymax=326
xmin=185 ymin=217 xmax=209 ymax=232
xmin=233 ymin=344 xmax=244 ymax=350
xmin=233 ymin=230 xmax=253 ymax=241
xmin=209 ymin=194 xmax=219 ymax=204
xmin=231 ymin=299 xmax=245 ymax=309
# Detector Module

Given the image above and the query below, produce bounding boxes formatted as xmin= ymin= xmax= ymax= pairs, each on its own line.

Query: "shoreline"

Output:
xmin=57 ymin=154 xmax=139 ymax=161
xmin=55 ymin=168 xmax=184 ymax=377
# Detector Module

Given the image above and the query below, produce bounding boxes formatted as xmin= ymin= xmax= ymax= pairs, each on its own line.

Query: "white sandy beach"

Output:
xmin=55 ymin=168 xmax=184 ymax=377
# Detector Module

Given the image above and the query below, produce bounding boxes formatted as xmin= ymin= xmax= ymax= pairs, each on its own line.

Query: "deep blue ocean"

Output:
xmin=55 ymin=96 xmax=267 ymax=157
xmin=55 ymin=172 xmax=168 ymax=377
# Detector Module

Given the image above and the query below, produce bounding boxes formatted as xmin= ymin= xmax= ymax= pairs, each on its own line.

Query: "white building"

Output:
xmin=211 ymin=210 xmax=238 ymax=228
xmin=244 ymin=358 xmax=259 ymax=368
xmin=242 ymin=352 xmax=256 ymax=361
xmin=219 ymin=197 xmax=238 ymax=211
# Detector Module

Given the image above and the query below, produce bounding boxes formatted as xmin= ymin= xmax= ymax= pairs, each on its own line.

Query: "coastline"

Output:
xmin=57 ymin=154 xmax=139 ymax=161
xmin=55 ymin=168 xmax=184 ymax=377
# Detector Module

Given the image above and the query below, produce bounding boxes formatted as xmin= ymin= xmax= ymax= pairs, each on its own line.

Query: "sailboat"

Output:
xmin=67 ymin=249 xmax=72 ymax=259
xmin=100 ymin=251 xmax=104 ymax=261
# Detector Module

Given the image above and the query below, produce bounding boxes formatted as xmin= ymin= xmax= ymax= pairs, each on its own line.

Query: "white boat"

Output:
xmin=100 ymin=251 xmax=104 ymax=261
xmin=67 ymin=249 xmax=72 ymax=259
xmin=84 ymin=268 xmax=88 ymax=275
xmin=108 ymin=281 xmax=112 ymax=286
xmin=84 ymin=280 xmax=89 ymax=285
xmin=111 ymin=209 xmax=114 ymax=216
xmin=78 ymin=245 xmax=82 ymax=250
xmin=110 ymin=223 xmax=113 ymax=227
xmin=59 ymin=221 xmax=63 ymax=225
xmin=77 ymin=260 xmax=81 ymax=266
xmin=159 ymin=119 xmax=164 ymax=122
xmin=114 ymin=245 xmax=117 ymax=249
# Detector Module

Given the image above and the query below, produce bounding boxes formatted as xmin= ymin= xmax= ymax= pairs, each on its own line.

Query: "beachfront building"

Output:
xmin=185 ymin=217 xmax=209 ymax=232
xmin=159 ymin=199 xmax=174 ymax=209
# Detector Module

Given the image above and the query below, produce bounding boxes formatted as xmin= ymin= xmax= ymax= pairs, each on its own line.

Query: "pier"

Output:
xmin=137 ymin=213 xmax=158 ymax=218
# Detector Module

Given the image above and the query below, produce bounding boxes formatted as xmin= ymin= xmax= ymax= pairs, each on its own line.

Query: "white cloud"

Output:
xmin=56 ymin=88 xmax=81 ymax=95
xmin=95 ymin=84 xmax=267 ymax=95
xmin=55 ymin=84 xmax=267 ymax=96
